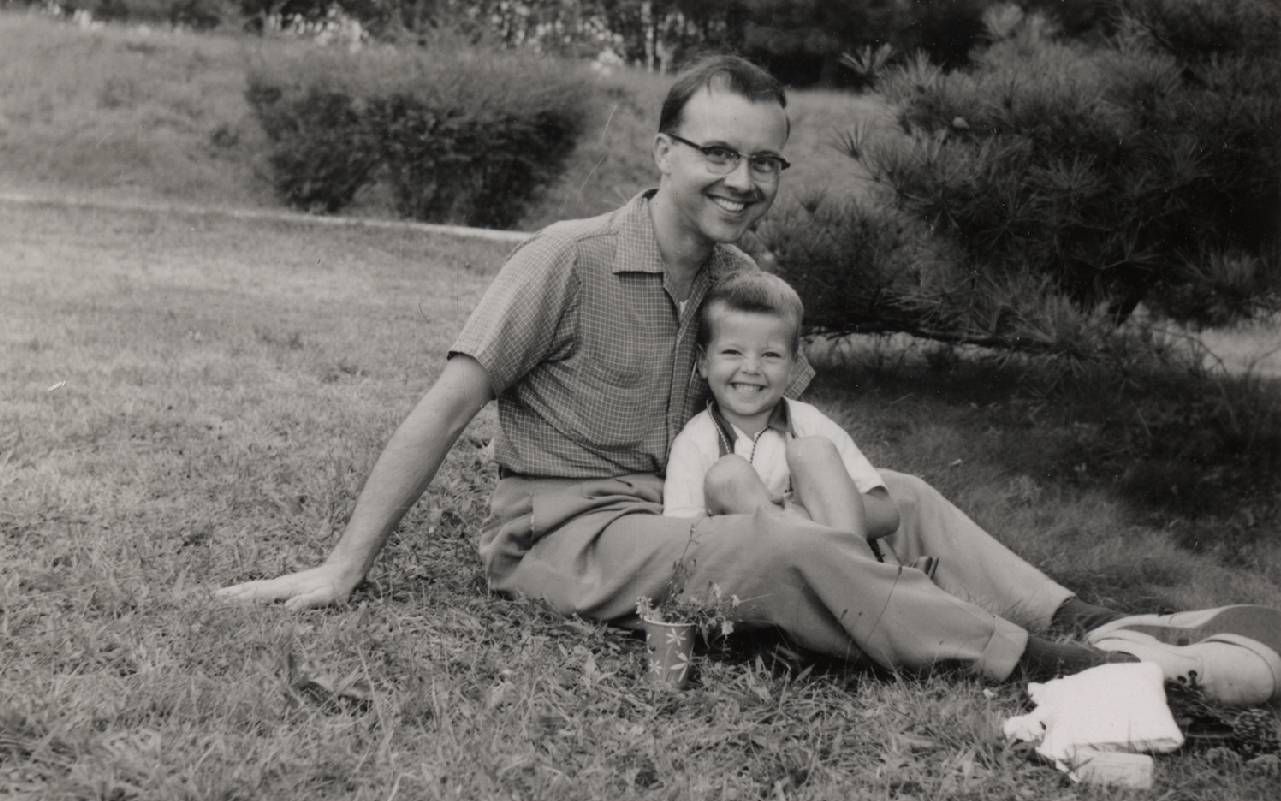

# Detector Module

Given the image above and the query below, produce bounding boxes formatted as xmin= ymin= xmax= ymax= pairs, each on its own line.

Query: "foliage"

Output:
xmin=635 ymin=531 xmax=738 ymax=644
xmin=765 ymin=0 xmax=1281 ymax=357
xmin=245 ymin=57 xmax=379 ymax=212
xmin=51 ymin=0 xmax=242 ymax=28
xmin=245 ymin=42 xmax=589 ymax=225
xmin=366 ymin=45 xmax=588 ymax=227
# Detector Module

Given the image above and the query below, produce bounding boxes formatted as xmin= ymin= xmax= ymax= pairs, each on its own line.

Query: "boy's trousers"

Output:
xmin=479 ymin=470 xmax=1073 ymax=682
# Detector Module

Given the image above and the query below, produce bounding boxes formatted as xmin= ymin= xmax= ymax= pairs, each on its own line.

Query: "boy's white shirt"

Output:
xmin=663 ymin=397 xmax=885 ymax=518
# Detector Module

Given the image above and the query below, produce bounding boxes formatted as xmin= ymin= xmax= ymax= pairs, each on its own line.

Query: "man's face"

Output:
xmin=655 ymin=86 xmax=789 ymax=245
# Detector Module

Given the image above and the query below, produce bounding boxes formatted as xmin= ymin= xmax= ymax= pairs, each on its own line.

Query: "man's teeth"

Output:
xmin=711 ymin=197 xmax=747 ymax=213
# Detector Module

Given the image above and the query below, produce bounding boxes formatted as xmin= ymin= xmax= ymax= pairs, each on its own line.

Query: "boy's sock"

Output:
xmin=1050 ymin=596 xmax=1125 ymax=636
xmin=1015 ymin=636 xmax=1138 ymax=682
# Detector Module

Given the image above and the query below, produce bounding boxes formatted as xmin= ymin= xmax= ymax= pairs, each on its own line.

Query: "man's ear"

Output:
xmin=653 ymin=133 xmax=674 ymax=175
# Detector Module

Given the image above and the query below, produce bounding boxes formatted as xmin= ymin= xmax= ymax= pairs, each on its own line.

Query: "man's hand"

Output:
xmin=215 ymin=563 xmax=360 ymax=611
xmin=211 ymin=356 xmax=494 ymax=613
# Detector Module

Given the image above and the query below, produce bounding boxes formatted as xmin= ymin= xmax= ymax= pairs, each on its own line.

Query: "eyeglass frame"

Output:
xmin=662 ymin=132 xmax=791 ymax=179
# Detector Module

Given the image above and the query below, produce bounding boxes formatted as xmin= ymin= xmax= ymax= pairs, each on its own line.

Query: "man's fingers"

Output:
xmin=214 ymin=576 xmax=304 ymax=604
xmin=283 ymin=586 xmax=340 ymax=612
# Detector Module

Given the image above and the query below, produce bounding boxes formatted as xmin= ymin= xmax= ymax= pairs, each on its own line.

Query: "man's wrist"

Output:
xmin=321 ymin=554 xmax=368 ymax=587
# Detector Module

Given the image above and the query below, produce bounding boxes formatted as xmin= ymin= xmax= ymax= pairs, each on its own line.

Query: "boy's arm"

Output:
xmin=811 ymin=409 xmax=901 ymax=538
xmin=860 ymin=487 xmax=900 ymax=540
xmin=215 ymin=356 xmax=493 ymax=610
xmin=662 ymin=427 xmax=714 ymax=518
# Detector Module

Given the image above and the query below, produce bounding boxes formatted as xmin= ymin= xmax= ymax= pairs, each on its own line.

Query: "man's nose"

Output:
xmin=722 ymin=157 xmax=754 ymax=191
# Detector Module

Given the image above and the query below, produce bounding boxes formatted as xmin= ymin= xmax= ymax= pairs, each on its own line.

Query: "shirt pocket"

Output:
xmin=573 ymin=338 xmax=660 ymax=447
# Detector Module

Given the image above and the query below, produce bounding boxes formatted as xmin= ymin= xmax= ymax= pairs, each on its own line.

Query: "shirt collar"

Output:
xmin=612 ymin=190 xmax=666 ymax=275
xmin=707 ymin=397 xmax=795 ymax=454
xmin=612 ymin=189 xmax=744 ymax=280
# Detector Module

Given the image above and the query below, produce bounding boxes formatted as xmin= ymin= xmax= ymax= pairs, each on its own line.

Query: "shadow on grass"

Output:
xmin=811 ymin=346 xmax=1281 ymax=560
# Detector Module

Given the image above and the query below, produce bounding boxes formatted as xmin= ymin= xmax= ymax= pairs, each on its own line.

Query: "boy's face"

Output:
xmin=697 ymin=304 xmax=797 ymax=433
xmin=654 ymin=86 xmax=789 ymax=246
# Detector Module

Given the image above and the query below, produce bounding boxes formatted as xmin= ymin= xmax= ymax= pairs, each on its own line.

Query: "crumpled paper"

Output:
xmin=1003 ymin=661 xmax=1183 ymax=782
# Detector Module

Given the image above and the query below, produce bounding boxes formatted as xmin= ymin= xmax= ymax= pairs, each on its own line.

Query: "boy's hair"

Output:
xmin=698 ymin=271 xmax=804 ymax=353
xmin=659 ymin=54 xmax=788 ymax=136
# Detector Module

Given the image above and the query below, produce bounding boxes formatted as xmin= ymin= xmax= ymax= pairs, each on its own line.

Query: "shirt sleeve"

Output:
xmin=663 ymin=422 xmax=715 ymax=518
xmin=786 ymin=352 xmax=815 ymax=398
xmin=808 ymin=409 xmax=885 ymax=493
xmin=448 ymin=231 xmax=579 ymax=395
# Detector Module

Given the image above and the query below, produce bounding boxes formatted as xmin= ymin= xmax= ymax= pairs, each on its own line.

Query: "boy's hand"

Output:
xmin=215 ymin=563 xmax=360 ymax=611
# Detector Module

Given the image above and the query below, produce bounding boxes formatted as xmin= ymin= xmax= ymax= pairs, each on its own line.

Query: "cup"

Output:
xmin=642 ymin=617 xmax=696 ymax=689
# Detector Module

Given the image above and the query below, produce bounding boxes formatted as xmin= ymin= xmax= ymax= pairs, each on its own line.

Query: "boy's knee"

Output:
xmin=785 ymin=436 xmax=841 ymax=472
xmin=704 ymin=454 xmax=757 ymax=499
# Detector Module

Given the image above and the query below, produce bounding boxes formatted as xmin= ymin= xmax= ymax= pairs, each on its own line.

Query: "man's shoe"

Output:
xmin=1092 ymin=631 xmax=1281 ymax=707
xmin=1087 ymin=605 xmax=1281 ymax=655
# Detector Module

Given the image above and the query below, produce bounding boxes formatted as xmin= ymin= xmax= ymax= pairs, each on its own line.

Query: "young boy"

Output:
xmin=663 ymin=271 xmax=904 ymax=561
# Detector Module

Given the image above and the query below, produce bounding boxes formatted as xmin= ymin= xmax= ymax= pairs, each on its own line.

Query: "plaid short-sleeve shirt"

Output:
xmin=449 ymin=190 xmax=815 ymax=478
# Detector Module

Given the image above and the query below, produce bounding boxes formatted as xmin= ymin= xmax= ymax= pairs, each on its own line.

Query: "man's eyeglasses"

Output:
xmin=664 ymin=133 xmax=791 ymax=179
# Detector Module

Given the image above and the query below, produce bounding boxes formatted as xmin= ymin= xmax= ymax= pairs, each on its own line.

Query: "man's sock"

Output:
xmin=1050 ymin=596 xmax=1125 ymax=635
xmin=1016 ymin=635 xmax=1138 ymax=681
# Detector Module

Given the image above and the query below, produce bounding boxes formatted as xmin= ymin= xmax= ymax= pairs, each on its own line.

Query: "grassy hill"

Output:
xmin=0 ymin=11 xmax=890 ymax=230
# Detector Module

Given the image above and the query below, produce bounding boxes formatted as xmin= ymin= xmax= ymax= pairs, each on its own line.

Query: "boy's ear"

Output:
xmin=695 ymin=345 xmax=709 ymax=378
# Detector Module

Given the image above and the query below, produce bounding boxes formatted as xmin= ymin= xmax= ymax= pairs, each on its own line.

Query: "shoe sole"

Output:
xmin=1094 ymin=631 xmax=1281 ymax=707
xmin=1088 ymin=605 xmax=1281 ymax=655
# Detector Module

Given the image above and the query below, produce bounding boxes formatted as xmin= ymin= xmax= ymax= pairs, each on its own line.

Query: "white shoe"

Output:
xmin=1092 ymin=631 xmax=1281 ymax=707
xmin=1087 ymin=604 xmax=1281 ymax=653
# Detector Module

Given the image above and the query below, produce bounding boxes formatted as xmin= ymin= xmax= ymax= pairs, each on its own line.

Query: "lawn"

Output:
xmin=3 ymin=198 xmax=1280 ymax=800
xmin=3 ymin=9 xmax=1280 ymax=801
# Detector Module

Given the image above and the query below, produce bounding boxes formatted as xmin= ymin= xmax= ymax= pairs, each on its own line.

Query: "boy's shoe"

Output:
xmin=1092 ymin=631 xmax=1281 ymax=707
xmin=1086 ymin=604 xmax=1281 ymax=655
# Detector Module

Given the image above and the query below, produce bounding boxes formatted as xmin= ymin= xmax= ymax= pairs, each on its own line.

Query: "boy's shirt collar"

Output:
xmin=707 ymin=398 xmax=796 ymax=457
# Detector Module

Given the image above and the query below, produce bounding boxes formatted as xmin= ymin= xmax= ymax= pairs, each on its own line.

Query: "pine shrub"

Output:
xmin=767 ymin=0 xmax=1280 ymax=353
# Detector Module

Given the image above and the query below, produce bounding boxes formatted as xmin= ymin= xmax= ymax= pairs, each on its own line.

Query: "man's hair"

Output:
xmin=658 ymin=54 xmax=788 ymax=135
xmin=698 ymin=271 xmax=804 ymax=353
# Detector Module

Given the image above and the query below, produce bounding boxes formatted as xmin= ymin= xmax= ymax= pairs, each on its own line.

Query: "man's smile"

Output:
xmin=709 ymin=195 xmax=751 ymax=214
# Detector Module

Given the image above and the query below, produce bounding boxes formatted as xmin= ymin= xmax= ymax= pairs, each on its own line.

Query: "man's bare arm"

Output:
xmin=214 ymin=356 xmax=494 ymax=610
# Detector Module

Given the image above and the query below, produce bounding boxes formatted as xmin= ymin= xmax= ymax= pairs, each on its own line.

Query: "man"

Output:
xmin=218 ymin=55 xmax=1281 ymax=705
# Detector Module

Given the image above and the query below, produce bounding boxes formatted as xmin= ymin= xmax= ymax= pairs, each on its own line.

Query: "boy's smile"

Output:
xmin=698 ymin=305 xmax=797 ymax=435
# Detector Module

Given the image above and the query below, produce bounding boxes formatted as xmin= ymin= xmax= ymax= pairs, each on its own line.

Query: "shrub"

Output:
xmin=59 ymin=0 xmax=241 ymax=29
xmin=245 ymin=53 xmax=379 ymax=213
xmin=765 ymin=0 xmax=1280 ymax=355
xmin=365 ymin=45 xmax=588 ymax=228
xmin=245 ymin=42 xmax=589 ymax=226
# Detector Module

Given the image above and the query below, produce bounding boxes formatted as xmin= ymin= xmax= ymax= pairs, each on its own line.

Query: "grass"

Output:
xmin=4 ymin=198 xmax=1281 ymax=801
xmin=0 ymin=11 xmax=278 ymax=210
xmin=3 ymin=9 xmax=1280 ymax=800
